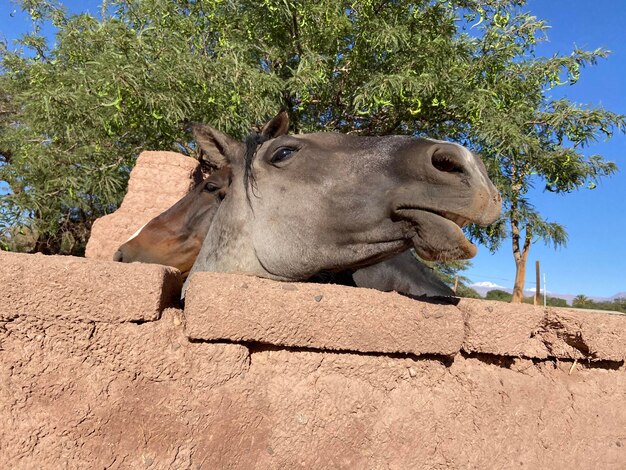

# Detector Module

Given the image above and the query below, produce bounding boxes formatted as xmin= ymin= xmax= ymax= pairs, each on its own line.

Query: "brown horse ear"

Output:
xmin=260 ymin=111 xmax=289 ymax=139
xmin=191 ymin=123 xmax=243 ymax=168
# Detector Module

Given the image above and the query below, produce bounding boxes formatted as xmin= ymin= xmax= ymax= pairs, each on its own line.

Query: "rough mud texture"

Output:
xmin=84 ymin=151 xmax=201 ymax=261
xmin=185 ymin=272 xmax=464 ymax=356
xmin=0 ymin=251 xmax=182 ymax=322
xmin=0 ymin=306 xmax=250 ymax=468
xmin=459 ymin=297 xmax=626 ymax=361
xmin=1 ymin=253 xmax=625 ymax=469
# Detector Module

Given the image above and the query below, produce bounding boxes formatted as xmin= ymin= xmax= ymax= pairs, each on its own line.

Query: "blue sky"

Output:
xmin=1 ymin=0 xmax=625 ymax=297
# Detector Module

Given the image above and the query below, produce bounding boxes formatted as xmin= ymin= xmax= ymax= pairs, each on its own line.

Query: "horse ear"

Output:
xmin=191 ymin=123 xmax=243 ymax=168
xmin=260 ymin=111 xmax=289 ymax=139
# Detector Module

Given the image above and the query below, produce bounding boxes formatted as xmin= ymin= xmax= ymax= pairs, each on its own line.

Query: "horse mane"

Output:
xmin=243 ymin=131 xmax=271 ymax=202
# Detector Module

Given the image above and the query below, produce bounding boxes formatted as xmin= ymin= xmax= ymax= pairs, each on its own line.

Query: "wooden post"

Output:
xmin=453 ymin=275 xmax=459 ymax=294
xmin=534 ymin=260 xmax=541 ymax=306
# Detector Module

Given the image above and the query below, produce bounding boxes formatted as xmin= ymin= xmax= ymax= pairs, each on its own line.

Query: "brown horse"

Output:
xmin=113 ymin=166 xmax=230 ymax=278
xmin=187 ymin=112 xmax=500 ymax=286
xmin=114 ymin=163 xmax=455 ymax=296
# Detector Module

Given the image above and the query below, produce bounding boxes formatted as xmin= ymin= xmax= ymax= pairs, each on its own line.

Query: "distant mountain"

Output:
xmin=469 ymin=281 xmax=509 ymax=298
xmin=468 ymin=283 xmax=626 ymax=305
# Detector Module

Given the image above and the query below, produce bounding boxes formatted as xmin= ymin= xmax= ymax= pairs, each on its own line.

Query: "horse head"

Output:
xmin=113 ymin=166 xmax=230 ymax=278
xmin=188 ymin=112 xmax=501 ymax=281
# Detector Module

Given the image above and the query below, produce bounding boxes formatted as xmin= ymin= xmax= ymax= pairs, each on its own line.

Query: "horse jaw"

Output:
xmin=394 ymin=209 xmax=478 ymax=260
xmin=182 ymin=188 xmax=274 ymax=296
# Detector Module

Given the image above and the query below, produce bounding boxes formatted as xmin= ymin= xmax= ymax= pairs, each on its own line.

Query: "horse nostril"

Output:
xmin=432 ymin=150 xmax=465 ymax=174
xmin=113 ymin=250 xmax=124 ymax=262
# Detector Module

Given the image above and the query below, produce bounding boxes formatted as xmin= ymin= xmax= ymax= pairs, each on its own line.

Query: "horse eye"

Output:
xmin=270 ymin=147 xmax=297 ymax=165
xmin=203 ymin=182 xmax=219 ymax=193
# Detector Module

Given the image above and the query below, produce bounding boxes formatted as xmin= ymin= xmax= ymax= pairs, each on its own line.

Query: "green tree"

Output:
xmin=485 ymin=289 xmax=513 ymax=302
xmin=572 ymin=294 xmax=591 ymax=308
xmin=572 ymin=296 xmax=626 ymax=313
xmin=455 ymin=284 xmax=482 ymax=299
xmin=545 ymin=296 xmax=568 ymax=308
xmin=1 ymin=0 xmax=283 ymax=253
xmin=1 ymin=0 xmax=624 ymax=267
xmin=611 ymin=297 xmax=626 ymax=313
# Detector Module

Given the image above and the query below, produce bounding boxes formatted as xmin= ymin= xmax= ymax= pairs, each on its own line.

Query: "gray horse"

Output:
xmin=186 ymin=112 xmax=500 ymax=289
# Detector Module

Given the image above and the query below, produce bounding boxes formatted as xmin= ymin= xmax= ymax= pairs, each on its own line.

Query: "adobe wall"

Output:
xmin=1 ymin=250 xmax=625 ymax=469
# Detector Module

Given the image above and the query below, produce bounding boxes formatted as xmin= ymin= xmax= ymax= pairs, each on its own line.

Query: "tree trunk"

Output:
xmin=509 ymin=162 xmax=532 ymax=304
xmin=511 ymin=224 xmax=532 ymax=304
xmin=511 ymin=250 xmax=528 ymax=303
